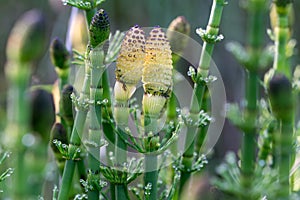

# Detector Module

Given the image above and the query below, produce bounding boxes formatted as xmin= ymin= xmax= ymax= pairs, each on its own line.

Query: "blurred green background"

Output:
xmin=0 ymin=0 xmax=300 ymax=171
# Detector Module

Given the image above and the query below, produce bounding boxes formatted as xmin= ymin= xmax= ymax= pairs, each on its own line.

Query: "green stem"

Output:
xmin=102 ymin=70 xmax=116 ymax=200
xmin=6 ymin=63 xmax=31 ymax=199
xmin=195 ymin=87 xmax=209 ymax=154
xmin=272 ymin=3 xmax=294 ymax=198
xmin=273 ymin=5 xmax=290 ymax=78
xmin=88 ymin=50 xmax=105 ymax=199
xmin=277 ymin=120 xmax=294 ymax=199
xmin=114 ymin=101 xmax=129 ymax=199
xmin=143 ymin=114 xmax=158 ymax=200
xmin=179 ymin=0 xmax=225 ymax=194
xmin=240 ymin=71 xmax=258 ymax=189
xmin=58 ymin=60 xmax=90 ymax=200
xmin=238 ymin=1 xmax=266 ymax=196
xmin=144 ymin=154 xmax=158 ymax=200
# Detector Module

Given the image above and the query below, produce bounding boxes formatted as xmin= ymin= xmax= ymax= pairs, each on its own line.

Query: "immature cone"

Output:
xmin=142 ymin=27 xmax=173 ymax=116
xmin=115 ymin=26 xmax=146 ymax=102
xmin=268 ymin=74 xmax=294 ymax=122
xmin=50 ymin=123 xmax=68 ymax=174
xmin=89 ymin=9 xmax=110 ymax=48
xmin=6 ymin=9 xmax=46 ymax=63
xmin=61 ymin=85 xmax=76 ymax=127
xmin=29 ymin=88 xmax=56 ymax=142
xmin=167 ymin=16 xmax=191 ymax=55
xmin=50 ymin=37 xmax=70 ymax=70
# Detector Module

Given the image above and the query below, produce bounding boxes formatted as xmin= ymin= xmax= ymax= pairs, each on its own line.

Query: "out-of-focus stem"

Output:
xmin=239 ymin=0 xmax=266 ymax=193
xmin=6 ymin=63 xmax=31 ymax=199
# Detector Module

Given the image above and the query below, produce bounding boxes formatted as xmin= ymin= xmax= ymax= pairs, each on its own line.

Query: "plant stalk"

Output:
xmin=102 ymin=70 xmax=116 ymax=200
xmin=88 ymin=54 xmax=104 ymax=199
xmin=114 ymin=96 xmax=130 ymax=200
xmin=239 ymin=0 xmax=266 ymax=193
xmin=6 ymin=63 xmax=31 ymax=199
xmin=277 ymin=120 xmax=294 ymax=199
xmin=273 ymin=4 xmax=290 ymax=78
xmin=58 ymin=59 xmax=90 ymax=200
xmin=144 ymin=114 xmax=158 ymax=200
xmin=179 ymin=0 xmax=225 ymax=193
xmin=241 ymin=71 xmax=258 ymax=189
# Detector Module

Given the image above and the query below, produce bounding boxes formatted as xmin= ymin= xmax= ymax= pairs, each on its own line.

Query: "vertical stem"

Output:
xmin=178 ymin=0 xmax=225 ymax=194
xmin=88 ymin=50 xmax=105 ymax=199
xmin=7 ymin=65 xmax=31 ymax=199
xmin=277 ymin=120 xmax=294 ymax=199
xmin=241 ymin=71 xmax=258 ymax=188
xmin=58 ymin=62 xmax=90 ymax=200
xmin=195 ymin=87 xmax=209 ymax=154
xmin=144 ymin=114 xmax=158 ymax=200
xmin=273 ymin=5 xmax=290 ymax=78
xmin=114 ymin=100 xmax=129 ymax=200
xmin=88 ymin=105 xmax=101 ymax=199
xmin=115 ymin=128 xmax=128 ymax=200
xmin=101 ymin=70 xmax=116 ymax=200
xmin=272 ymin=3 xmax=294 ymax=198
xmin=239 ymin=1 xmax=266 ymax=195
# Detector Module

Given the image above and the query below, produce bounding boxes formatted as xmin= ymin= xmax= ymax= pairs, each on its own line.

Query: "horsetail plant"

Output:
xmin=178 ymin=0 xmax=226 ymax=194
xmin=5 ymin=0 xmax=300 ymax=198
xmin=57 ymin=8 xmax=110 ymax=200
xmin=86 ymin=9 xmax=110 ymax=199
xmin=142 ymin=27 xmax=173 ymax=200
xmin=214 ymin=0 xmax=297 ymax=199
xmin=114 ymin=25 xmax=145 ymax=199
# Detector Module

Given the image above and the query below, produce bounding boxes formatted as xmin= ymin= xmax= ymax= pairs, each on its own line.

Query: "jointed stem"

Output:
xmin=179 ymin=0 xmax=225 ymax=193
xmin=58 ymin=60 xmax=90 ymax=200
xmin=102 ymin=70 xmax=116 ymax=200
xmin=273 ymin=5 xmax=290 ymax=78
xmin=114 ymin=95 xmax=130 ymax=200
xmin=241 ymin=71 xmax=258 ymax=188
xmin=277 ymin=120 xmax=294 ymax=199
xmin=239 ymin=1 xmax=266 ymax=195
xmin=88 ymin=60 xmax=104 ymax=199
xmin=272 ymin=2 xmax=294 ymax=198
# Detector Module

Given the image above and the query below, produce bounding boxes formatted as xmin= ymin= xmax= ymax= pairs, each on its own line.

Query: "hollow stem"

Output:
xmin=179 ymin=0 xmax=225 ymax=194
